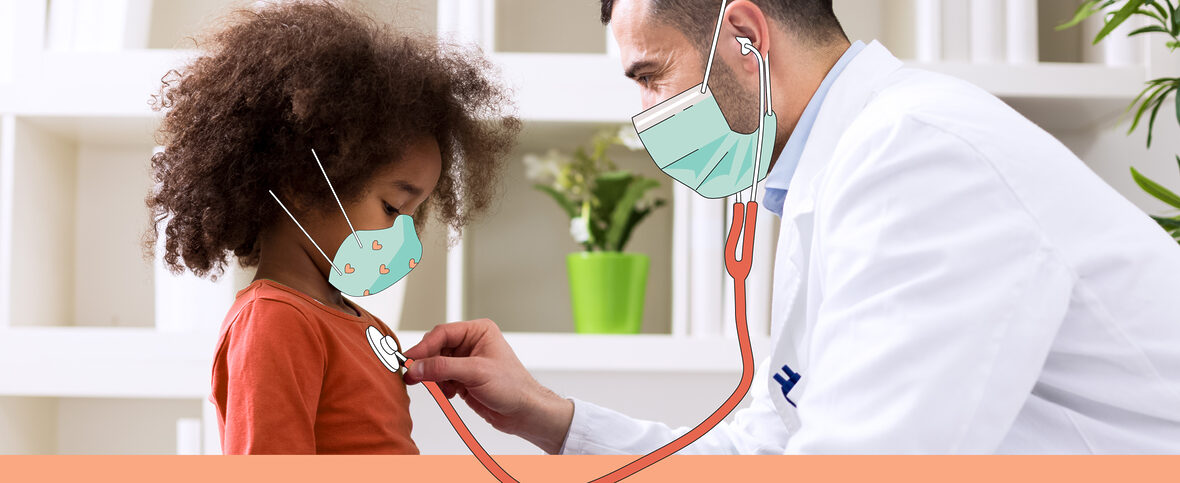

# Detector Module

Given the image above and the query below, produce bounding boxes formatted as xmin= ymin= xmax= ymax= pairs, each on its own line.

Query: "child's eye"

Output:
xmin=383 ymin=201 xmax=399 ymax=216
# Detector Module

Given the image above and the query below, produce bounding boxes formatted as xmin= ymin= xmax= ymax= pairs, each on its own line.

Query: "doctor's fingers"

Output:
xmin=403 ymin=318 xmax=504 ymax=361
xmin=437 ymin=381 xmax=462 ymax=399
xmin=404 ymin=354 xmax=494 ymax=387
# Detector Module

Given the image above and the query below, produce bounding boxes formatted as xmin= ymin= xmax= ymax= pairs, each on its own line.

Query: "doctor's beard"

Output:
xmin=709 ymin=58 xmax=760 ymax=135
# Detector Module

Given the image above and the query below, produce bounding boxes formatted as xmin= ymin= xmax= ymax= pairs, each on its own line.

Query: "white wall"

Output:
xmin=73 ymin=143 xmax=155 ymax=327
xmin=461 ymin=123 xmax=675 ymax=335
xmin=495 ymin=0 xmax=603 ymax=53
xmin=0 ymin=397 xmax=57 ymax=454
xmin=11 ymin=119 xmax=77 ymax=327
xmin=56 ymin=398 xmax=202 ymax=455
xmin=147 ymin=0 xmax=438 ymax=50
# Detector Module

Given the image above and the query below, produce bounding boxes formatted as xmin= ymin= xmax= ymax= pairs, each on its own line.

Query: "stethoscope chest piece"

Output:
xmin=366 ymin=325 xmax=407 ymax=374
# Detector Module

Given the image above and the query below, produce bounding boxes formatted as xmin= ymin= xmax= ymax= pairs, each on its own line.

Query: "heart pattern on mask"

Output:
xmin=344 ymin=263 xmax=355 ymax=274
xmin=373 ymin=240 xmax=383 ymax=250
xmin=409 ymin=259 xmax=418 ymax=269
xmin=379 ymin=264 xmax=390 ymax=274
xmin=363 ymin=289 xmax=370 ymax=296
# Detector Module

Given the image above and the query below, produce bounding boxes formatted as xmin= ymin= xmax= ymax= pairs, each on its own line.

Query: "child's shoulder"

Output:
xmin=212 ymin=281 xmax=329 ymax=374
xmin=221 ymin=280 xmax=323 ymax=336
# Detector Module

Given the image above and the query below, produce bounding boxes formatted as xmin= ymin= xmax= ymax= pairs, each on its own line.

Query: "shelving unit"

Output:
xmin=0 ymin=0 xmax=1168 ymax=455
xmin=0 ymin=328 xmax=767 ymax=399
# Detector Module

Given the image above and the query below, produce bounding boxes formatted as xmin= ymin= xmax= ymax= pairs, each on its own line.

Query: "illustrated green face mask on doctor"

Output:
xmin=631 ymin=1 xmax=776 ymax=200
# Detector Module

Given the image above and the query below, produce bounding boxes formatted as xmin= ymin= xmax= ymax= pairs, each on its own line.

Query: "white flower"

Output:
xmin=570 ymin=216 xmax=591 ymax=244
xmin=523 ymin=149 xmax=566 ymax=185
xmin=617 ymin=125 xmax=645 ymax=151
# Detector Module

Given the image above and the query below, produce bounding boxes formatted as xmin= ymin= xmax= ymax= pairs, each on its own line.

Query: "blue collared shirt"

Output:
xmin=762 ymin=41 xmax=865 ymax=217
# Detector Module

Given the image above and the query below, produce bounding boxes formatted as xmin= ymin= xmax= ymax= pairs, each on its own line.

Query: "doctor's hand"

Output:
xmin=402 ymin=319 xmax=574 ymax=454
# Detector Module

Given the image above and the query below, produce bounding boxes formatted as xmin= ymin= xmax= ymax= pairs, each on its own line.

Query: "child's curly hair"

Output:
xmin=146 ymin=1 xmax=520 ymax=278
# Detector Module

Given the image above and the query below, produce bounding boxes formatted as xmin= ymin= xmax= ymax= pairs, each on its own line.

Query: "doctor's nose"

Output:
xmin=640 ymin=90 xmax=661 ymax=111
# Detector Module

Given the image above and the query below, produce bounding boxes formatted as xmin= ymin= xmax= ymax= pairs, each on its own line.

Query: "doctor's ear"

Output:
xmin=722 ymin=0 xmax=771 ymax=74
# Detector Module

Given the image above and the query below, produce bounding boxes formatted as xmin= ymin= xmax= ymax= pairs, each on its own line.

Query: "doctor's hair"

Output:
xmin=599 ymin=0 xmax=847 ymax=48
xmin=145 ymin=1 xmax=520 ymax=279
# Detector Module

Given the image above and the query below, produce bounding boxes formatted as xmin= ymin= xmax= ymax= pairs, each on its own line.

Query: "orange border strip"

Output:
xmin=5 ymin=455 xmax=1178 ymax=483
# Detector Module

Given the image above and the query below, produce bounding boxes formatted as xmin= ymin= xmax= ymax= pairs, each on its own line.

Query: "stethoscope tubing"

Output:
xmin=405 ymin=201 xmax=759 ymax=483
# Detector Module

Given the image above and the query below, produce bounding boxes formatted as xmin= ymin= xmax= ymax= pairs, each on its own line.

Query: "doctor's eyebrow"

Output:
xmin=393 ymin=180 xmax=424 ymax=197
xmin=624 ymin=59 xmax=659 ymax=80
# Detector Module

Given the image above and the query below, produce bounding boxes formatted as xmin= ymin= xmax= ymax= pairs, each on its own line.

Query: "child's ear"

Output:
xmin=274 ymin=187 xmax=310 ymax=217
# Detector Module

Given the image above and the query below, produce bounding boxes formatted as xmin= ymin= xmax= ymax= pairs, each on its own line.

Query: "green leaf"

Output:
xmin=1128 ymin=25 xmax=1172 ymax=36
xmin=533 ymin=184 xmax=577 ymax=218
xmin=605 ymin=177 xmax=660 ymax=251
xmin=1152 ymin=215 xmax=1180 ymax=230
xmin=1058 ymin=0 xmax=1103 ymax=30
xmin=1136 ymin=5 xmax=1166 ymax=24
xmin=591 ymin=171 xmax=634 ymax=220
xmin=1132 ymin=166 xmax=1180 ymax=209
xmin=1172 ymin=0 xmax=1180 ymax=34
xmin=1128 ymin=82 xmax=1171 ymax=135
xmin=1095 ymin=0 xmax=1147 ymax=44
xmin=612 ymin=199 xmax=667 ymax=253
xmin=1146 ymin=0 xmax=1169 ymax=20
xmin=1146 ymin=88 xmax=1170 ymax=146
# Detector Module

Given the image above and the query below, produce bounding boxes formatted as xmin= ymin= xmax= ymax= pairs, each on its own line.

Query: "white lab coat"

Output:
xmin=560 ymin=41 xmax=1180 ymax=455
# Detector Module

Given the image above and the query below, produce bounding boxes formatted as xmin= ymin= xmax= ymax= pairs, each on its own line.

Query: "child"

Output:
xmin=145 ymin=1 xmax=519 ymax=454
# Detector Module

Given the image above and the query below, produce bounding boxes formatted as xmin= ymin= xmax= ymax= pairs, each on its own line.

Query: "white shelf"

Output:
xmin=0 ymin=50 xmax=193 ymax=117
xmin=0 ymin=51 xmax=638 ymax=123
xmin=912 ymin=61 xmax=1146 ymax=130
xmin=0 ymin=49 xmax=1144 ymax=132
xmin=0 ymin=327 xmax=769 ymax=399
xmin=912 ymin=61 xmax=1146 ymax=99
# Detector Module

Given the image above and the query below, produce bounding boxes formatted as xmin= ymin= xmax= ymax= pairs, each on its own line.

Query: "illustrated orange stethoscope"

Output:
xmin=366 ymin=200 xmax=758 ymax=482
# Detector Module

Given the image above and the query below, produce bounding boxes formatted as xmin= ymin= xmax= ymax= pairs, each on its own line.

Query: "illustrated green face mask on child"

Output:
xmin=269 ymin=149 xmax=422 ymax=298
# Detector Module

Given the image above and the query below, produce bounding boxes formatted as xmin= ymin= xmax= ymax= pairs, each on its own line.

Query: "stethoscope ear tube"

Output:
xmin=726 ymin=201 xmax=759 ymax=281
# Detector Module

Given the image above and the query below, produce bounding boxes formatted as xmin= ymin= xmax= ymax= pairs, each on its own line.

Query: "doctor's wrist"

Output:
xmin=516 ymin=386 xmax=574 ymax=455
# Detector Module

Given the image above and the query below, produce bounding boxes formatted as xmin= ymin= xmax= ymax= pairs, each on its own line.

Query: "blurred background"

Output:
xmin=0 ymin=0 xmax=1177 ymax=455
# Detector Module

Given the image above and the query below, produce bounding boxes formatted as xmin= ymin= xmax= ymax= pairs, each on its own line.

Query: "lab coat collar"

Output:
xmin=763 ymin=41 xmax=866 ymax=216
xmin=783 ymin=41 xmax=904 ymax=214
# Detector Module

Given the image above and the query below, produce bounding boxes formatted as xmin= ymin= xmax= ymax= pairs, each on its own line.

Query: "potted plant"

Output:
xmin=523 ymin=126 xmax=667 ymax=334
xmin=1060 ymin=0 xmax=1180 ymax=242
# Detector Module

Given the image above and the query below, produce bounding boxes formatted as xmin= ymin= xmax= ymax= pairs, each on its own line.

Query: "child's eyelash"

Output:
xmin=383 ymin=201 xmax=399 ymax=215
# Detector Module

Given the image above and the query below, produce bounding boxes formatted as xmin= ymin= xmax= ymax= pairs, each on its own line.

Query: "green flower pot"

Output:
xmin=567 ymin=252 xmax=649 ymax=334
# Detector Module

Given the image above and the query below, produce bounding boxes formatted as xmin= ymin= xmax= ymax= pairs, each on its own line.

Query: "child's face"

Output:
xmin=312 ymin=136 xmax=442 ymax=260
xmin=349 ymin=136 xmax=441 ymax=227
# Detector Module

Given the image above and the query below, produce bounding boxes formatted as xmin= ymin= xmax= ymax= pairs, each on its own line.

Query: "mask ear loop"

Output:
xmin=269 ymin=190 xmax=345 ymax=276
xmin=701 ymin=0 xmax=729 ymax=95
xmin=311 ymin=148 xmax=364 ymax=249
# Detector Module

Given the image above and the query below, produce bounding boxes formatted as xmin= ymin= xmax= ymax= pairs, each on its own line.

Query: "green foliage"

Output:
xmin=534 ymin=184 xmax=577 ymax=218
xmin=523 ymin=126 xmax=667 ymax=252
xmin=1132 ymin=165 xmax=1180 ymax=209
xmin=1060 ymin=1 xmax=1180 ymax=243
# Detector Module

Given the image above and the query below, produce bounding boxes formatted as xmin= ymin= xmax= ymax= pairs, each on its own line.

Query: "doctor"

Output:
xmin=403 ymin=0 xmax=1180 ymax=454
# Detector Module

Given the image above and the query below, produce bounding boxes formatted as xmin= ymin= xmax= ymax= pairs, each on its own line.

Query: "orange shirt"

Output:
xmin=211 ymin=279 xmax=418 ymax=454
